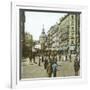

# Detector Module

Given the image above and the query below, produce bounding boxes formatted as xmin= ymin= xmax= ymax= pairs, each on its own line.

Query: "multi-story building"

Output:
xmin=76 ymin=13 xmax=80 ymax=56
xmin=58 ymin=15 xmax=69 ymax=60
xmin=47 ymin=23 xmax=59 ymax=49
xmin=47 ymin=13 xmax=80 ymax=61
xmin=59 ymin=13 xmax=80 ymax=61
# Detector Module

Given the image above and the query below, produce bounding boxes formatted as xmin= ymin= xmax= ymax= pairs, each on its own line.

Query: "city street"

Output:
xmin=20 ymin=10 xmax=80 ymax=79
xmin=21 ymin=57 xmax=79 ymax=79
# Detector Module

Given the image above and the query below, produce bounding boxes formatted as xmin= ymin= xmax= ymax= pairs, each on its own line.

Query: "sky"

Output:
xmin=25 ymin=11 xmax=67 ymax=40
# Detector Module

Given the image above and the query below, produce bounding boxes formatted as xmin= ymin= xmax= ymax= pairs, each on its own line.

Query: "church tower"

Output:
xmin=39 ymin=24 xmax=47 ymax=49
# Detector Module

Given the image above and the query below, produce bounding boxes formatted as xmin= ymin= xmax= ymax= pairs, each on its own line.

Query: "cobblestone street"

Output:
xmin=21 ymin=57 xmax=80 ymax=79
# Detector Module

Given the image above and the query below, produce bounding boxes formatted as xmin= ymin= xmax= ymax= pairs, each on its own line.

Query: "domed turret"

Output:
xmin=40 ymin=25 xmax=46 ymax=38
xmin=39 ymin=24 xmax=47 ymax=49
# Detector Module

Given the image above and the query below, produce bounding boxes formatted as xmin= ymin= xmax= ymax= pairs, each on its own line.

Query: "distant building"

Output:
xmin=34 ymin=40 xmax=41 ymax=49
xmin=47 ymin=23 xmax=59 ymax=49
xmin=39 ymin=25 xmax=47 ymax=50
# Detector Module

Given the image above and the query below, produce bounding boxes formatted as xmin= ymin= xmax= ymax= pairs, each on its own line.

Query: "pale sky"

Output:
xmin=25 ymin=11 xmax=67 ymax=40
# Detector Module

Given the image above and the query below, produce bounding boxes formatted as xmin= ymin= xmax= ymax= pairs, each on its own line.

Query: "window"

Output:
xmin=71 ymin=15 xmax=74 ymax=25
xmin=71 ymin=15 xmax=74 ymax=19
xmin=72 ymin=27 xmax=74 ymax=31
xmin=71 ymin=40 xmax=74 ymax=44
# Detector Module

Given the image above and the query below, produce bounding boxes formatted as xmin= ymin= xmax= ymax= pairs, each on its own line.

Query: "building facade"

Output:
xmin=47 ymin=13 xmax=80 ymax=61
xmin=59 ymin=13 xmax=80 ymax=61
xmin=47 ymin=23 xmax=59 ymax=49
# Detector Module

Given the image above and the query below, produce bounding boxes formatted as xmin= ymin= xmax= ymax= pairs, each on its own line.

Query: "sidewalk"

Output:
xmin=57 ymin=61 xmax=75 ymax=77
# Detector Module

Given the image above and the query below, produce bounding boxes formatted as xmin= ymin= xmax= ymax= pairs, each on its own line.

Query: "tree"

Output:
xmin=23 ymin=32 xmax=33 ymax=58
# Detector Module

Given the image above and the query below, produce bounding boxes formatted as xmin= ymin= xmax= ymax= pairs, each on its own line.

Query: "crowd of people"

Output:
xmin=38 ymin=56 xmax=58 ymax=77
xmin=28 ymin=53 xmax=80 ymax=77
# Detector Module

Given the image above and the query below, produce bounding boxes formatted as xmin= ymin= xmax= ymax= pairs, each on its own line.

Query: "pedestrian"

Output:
xmin=69 ymin=55 xmax=71 ymax=62
xmin=32 ymin=54 xmax=36 ymax=63
xmin=44 ymin=57 xmax=48 ymax=69
xmin=59 ymin=55 xmax=61 ymax=61
xmin=42 ymin=56 xmax=44 ymax=62
xmin=38 ymin=56 xmax=41 ymax=66
xmin=50 ymin=56 xmax=54 ymax=65
xmin=54 ymin=56 xmax=57 ymax=63
xmin=74 ymin=56 xmax=80 ymax=76
xmin=47 ymin=62 xmax=52 ymax=77
xmin=52 ymin=61 xmax=58 ymax=77
xmin=29 ymin=55 xmax=32 ymax=63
